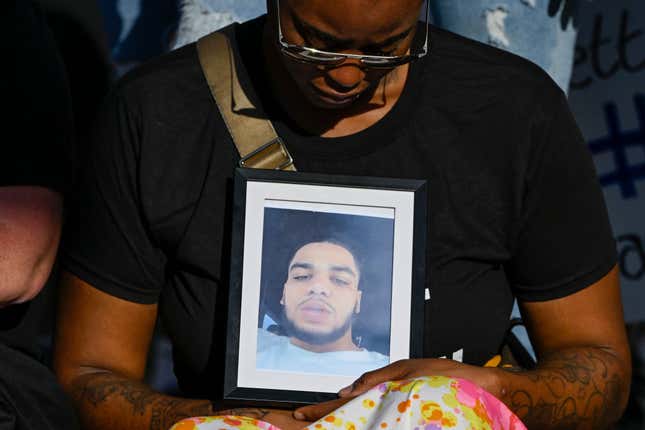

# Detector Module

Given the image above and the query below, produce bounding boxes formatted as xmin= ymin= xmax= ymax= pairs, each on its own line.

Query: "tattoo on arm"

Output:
xmin=149 ymin=397 xmax=216 ymax=430
xmin=500 ymin=347 xmax=628 ymax=429
xmin=71 ymin=372 xmax=214 ymax=430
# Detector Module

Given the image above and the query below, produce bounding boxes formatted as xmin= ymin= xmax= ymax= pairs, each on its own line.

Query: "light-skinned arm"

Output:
xmin=0 ymin=186 xmax=62 ymax=307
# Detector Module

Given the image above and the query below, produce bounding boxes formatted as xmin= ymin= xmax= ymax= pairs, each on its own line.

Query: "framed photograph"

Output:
xmin=224 ymin=168 xmax=427 ymax=407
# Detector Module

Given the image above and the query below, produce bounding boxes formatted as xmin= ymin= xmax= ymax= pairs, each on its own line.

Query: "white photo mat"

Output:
xmin=236 ymin=181 xmax=415 ymax=393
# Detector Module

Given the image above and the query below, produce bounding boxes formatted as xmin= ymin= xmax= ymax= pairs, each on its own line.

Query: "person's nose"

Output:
xmin=308 ymin=274 xmax=331 ymax=296
xmin=324 ymin=61 xmax=365 ymax=93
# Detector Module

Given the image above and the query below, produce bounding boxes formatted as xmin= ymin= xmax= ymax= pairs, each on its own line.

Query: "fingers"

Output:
xmin=264 ymin=412 xmax=312 ymax=430
xmin=293 ymin=397 xmax=351 ymax=422
xmin=338 ymin=360 xmax=408 ymax=398
xmin=217 ymin=408 xmax=272 ymax=420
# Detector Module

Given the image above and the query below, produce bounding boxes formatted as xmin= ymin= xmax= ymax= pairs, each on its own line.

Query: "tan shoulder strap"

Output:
xmin=196 ymin=31 xmax=295 ymax=171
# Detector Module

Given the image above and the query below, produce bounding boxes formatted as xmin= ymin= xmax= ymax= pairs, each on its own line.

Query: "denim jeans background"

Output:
xmin=430 ymin=0 xmax=578 ymax=93
xmin=172 ymin=0 xmax=265 ymax=49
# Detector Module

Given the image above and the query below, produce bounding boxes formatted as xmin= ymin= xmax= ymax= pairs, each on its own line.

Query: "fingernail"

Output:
xmin=294 ymin=411 xmax=305 ymax=420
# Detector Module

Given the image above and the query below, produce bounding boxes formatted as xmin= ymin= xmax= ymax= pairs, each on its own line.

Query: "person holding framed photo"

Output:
xmin=54 ymin=0 xmax=630 ymax=429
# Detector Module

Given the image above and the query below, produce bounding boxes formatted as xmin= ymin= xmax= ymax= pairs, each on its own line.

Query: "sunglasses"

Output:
xmin=276 ymin=0 xmax=430 ymax=69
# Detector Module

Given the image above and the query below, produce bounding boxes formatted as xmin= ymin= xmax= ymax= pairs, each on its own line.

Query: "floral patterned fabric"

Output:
xmin=170 ymin=376 xmax=526 ymax=430
xmin=171 ymin=416 xmax=281 ymax=430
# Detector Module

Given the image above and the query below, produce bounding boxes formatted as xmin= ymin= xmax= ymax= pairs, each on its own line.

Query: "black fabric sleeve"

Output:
xmin=61 ymin=89 xmax=167 ymax=304
xmin=507 ymin=87 xmax=617 ymax=302
xmin=3 ymin=1 xmax=74 ymax=192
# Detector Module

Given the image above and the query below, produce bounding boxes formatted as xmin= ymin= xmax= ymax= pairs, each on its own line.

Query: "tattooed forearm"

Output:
xmin=499 ymin=347 xmax=630 ymax=429
xmin=70 ymin=371 xmax=214 ymax=430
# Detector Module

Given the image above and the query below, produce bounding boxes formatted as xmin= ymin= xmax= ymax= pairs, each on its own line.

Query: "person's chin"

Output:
xmin=296 ymin=322 xmax=332 ymax=335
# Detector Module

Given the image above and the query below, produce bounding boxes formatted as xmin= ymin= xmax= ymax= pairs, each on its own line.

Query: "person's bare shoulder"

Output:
xmin=0 ymin=186 xmax=62 ymax=306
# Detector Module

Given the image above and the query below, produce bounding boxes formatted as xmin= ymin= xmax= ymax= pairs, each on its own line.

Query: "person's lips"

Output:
xmin=298 ymin=300 xmax=333 ymax=323
xmin=300 ymin=300 xmax=332 ymax=312
xmin=310 ymin=86 xmax=362 ymax=105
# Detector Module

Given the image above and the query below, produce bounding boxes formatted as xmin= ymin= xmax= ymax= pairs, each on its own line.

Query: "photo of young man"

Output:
xmin=256 ymin=239 xmax=389 ymax=376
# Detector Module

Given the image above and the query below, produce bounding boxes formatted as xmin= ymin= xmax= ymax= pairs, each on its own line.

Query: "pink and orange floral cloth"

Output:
xmin=170 ymin=376 xmax=526 ymax=430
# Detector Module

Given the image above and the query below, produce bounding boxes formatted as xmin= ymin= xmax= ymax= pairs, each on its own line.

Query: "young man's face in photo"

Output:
xmin=281 ymin=242 xmax=362 ymax=345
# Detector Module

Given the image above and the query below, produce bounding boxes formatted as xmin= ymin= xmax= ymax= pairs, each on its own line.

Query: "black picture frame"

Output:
xmin=224 ymin=167 xmax=427 ymax=408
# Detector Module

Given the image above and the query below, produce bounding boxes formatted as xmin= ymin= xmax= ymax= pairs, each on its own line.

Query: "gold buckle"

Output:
xmin=238 ymin=138 xmax=293 ymax=170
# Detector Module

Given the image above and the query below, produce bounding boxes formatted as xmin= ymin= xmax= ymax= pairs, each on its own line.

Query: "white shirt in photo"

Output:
xmin=256 ymin=329 xmax=389 ymax=376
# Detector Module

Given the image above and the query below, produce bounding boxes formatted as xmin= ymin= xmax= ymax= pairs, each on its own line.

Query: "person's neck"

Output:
xmin=261 ymin=22 xmax=409 ymax=138
xmin=290 ymin=330 xmax=360 ymax=353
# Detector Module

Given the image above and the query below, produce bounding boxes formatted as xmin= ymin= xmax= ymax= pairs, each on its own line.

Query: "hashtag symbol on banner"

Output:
xmin=588 ymin=94 xmax=645 ymax=199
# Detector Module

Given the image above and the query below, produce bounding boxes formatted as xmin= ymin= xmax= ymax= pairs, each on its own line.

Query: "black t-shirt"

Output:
xmin=62 ymin=16 xmax=616 ymax=397
xmin=3 ymin=2 xmax=74 ymax=192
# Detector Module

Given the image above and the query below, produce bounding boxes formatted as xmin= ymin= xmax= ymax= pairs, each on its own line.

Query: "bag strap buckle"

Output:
xmin=238 ymin=137 xmax=294 ymax=170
